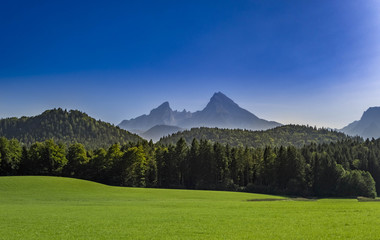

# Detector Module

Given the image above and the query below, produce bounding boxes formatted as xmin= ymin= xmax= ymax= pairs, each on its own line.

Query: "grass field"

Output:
xmin=1 ymin=176 xmax=380 ymax=239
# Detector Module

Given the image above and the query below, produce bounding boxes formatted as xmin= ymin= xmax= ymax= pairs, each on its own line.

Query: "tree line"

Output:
xmin=159 ymin=125 xmax=348 ymax=148
xmin=0 ymin=136 xmax=378 ymax=198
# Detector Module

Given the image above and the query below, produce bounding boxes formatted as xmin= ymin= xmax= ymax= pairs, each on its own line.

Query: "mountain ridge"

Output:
xmin=118 ymin=92 xmax=282 ymax=140
xmin=118 ymin=101 xmax=192 ymax=133
xmin=341 ymin=107 xmax=380 ymax=139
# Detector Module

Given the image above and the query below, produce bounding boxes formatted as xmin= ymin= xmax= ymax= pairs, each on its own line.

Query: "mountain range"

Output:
xmin=118 ymin=92 xmax=282 ymax=141
xmin=118 ymin=92 xmax=380 ymax=141
xmin=0 ymin=92 xmax=379 ymax=145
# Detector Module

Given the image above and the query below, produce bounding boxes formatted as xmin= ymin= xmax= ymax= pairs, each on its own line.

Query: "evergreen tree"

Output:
xmin=1 ymin=135 xmax=379 ymax=198
xmin=175 ymin=138 xmax=188 ymax=186
xmin=187 ymin=139 xmax=200 ymax=188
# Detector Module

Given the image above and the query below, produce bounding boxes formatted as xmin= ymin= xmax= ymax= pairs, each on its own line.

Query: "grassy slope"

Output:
xmin=0 ymin=176 xmax=379 ymax=240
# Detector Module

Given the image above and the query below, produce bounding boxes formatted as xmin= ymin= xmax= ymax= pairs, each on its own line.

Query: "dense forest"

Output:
xmin=0 ymin=109 xmax=349 ymax=150
xmin=0 ymin=109 xmax=142 ymax=149
xmin=159 ymin=125 xmax=349 ymax=148
xmin=0 ymin=136 xmax=378 ymax=198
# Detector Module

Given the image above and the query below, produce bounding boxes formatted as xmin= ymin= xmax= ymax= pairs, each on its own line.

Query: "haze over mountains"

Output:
xmin=118 ymin=101 xmax=191 ymax=134
xmin=118 ymin=92 xmax=282 ymax=141
xmin=0 ymin=92 xmax=379 ymax=145
xmin=141 ymin=125 xmax=183 ymax=142
xmin=341 ymin=107 xmax=380 ymax=139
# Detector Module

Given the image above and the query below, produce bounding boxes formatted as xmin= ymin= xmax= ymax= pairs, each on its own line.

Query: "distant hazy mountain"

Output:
xmin=158 ymin=125 xmax=348 ymax=148
xmin=179 ymin=92 xmax=281 ymax=130
xmin=341 ymin=107 xmax=380 ymax=139
xmin=118 ymin=92 xmax=281 ymax=140
xmin=0 ymin=108 xmax=142 ymax=148
xmin=118 ymin=102 xmax=191 ymax=133
xmin=141 ymin=125 xmax=183 ymax=142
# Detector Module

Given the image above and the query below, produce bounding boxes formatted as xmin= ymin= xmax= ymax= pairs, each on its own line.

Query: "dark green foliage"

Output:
xmin=113 ymin=146 xmax=148 ymax=187
xmin=0 ymin=137 xmax=22 ymax=175
xmin=63 ymin=143 xmax=88 ymax=177
xmin=0 ymin=108 xmax=142 ymax=149
xmin=186 ymin=139 xmax=200 ymax=188
xmin=1 ymin=136 xmax=380 ymax=198
xmin=337 ymin=170 xmax=377 ymax=198
xmin=22 ymin=140 xmax=67 ymax=175
xmin=175 ymin=138 xmax=188 ymax=187
xmin=159 ymin=125 xmax=348 ymax=148
xmin=85 ymin=147 xmax=108 ymax=183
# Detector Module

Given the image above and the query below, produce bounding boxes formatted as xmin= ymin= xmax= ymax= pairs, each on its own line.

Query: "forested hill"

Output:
xmin=0 ymin=108 xmax=142 ymax=148
xmin=159 ymin=125 xmax=350 ymax=148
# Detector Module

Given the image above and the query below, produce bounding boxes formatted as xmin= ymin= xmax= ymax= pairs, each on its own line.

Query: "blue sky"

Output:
xmin=1 ymin=0 xmax=380 ymax=128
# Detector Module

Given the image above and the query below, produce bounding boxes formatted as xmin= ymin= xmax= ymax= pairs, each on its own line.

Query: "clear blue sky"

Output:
xmin=1 ymin=0 xmax=380 ymax=128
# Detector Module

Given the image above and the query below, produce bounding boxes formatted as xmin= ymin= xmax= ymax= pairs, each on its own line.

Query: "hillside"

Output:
xmin=0 ymin=176 xmax=280 ymax=202
xmin=341 ymin=107 xmax=380 ymax=139
xmin=141 ymin=125 xmax=183 ymax=142
xmin=0 ymin=108 xmax=142 ymax=148
xmin=159 ymin=125 xmax=349 ymax=148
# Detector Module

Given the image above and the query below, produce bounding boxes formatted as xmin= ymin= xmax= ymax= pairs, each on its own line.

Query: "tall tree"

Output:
xmin=64 ymin=143 xmax=88 ymax=177
xmin=122 ymin=146 xmax=148 ymax=187
xmin=175 ymin=138 xmax=188 ymax=186
xmin=187 ymin=139 xmax=200 ymax=188
xmin=0 ymin=137 xmax=22 ymax=175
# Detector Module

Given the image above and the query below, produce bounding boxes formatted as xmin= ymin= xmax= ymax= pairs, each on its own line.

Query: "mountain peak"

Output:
xmin=150 ymin=101 xmax=172 ymax=114
xmin=211 ymin=91 xmax=230 ymax=100
xmin=209 ymin=92 xmax=236 ymax=106
xmin=212 ymin=91 xmax=225 ymax=97
xmin=181 ymin=91 xmax=283 ymax=130
xmin=158 ymin=101 xmax=170 ymax=109
xmin=361 ymin=107 xmax=380 ymax=121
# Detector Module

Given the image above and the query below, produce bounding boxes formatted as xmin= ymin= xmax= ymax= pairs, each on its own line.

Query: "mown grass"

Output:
xmin=0 ymin=176 xmax=379 ymax=239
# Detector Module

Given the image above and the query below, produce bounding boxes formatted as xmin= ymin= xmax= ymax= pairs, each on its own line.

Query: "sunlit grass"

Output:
xmin=0 ymin=176 xmax=379 ymax=239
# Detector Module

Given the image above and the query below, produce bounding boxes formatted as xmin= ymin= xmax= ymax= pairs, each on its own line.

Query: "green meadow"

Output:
xmin=0 ymin=176 xmax=379 ymax=240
